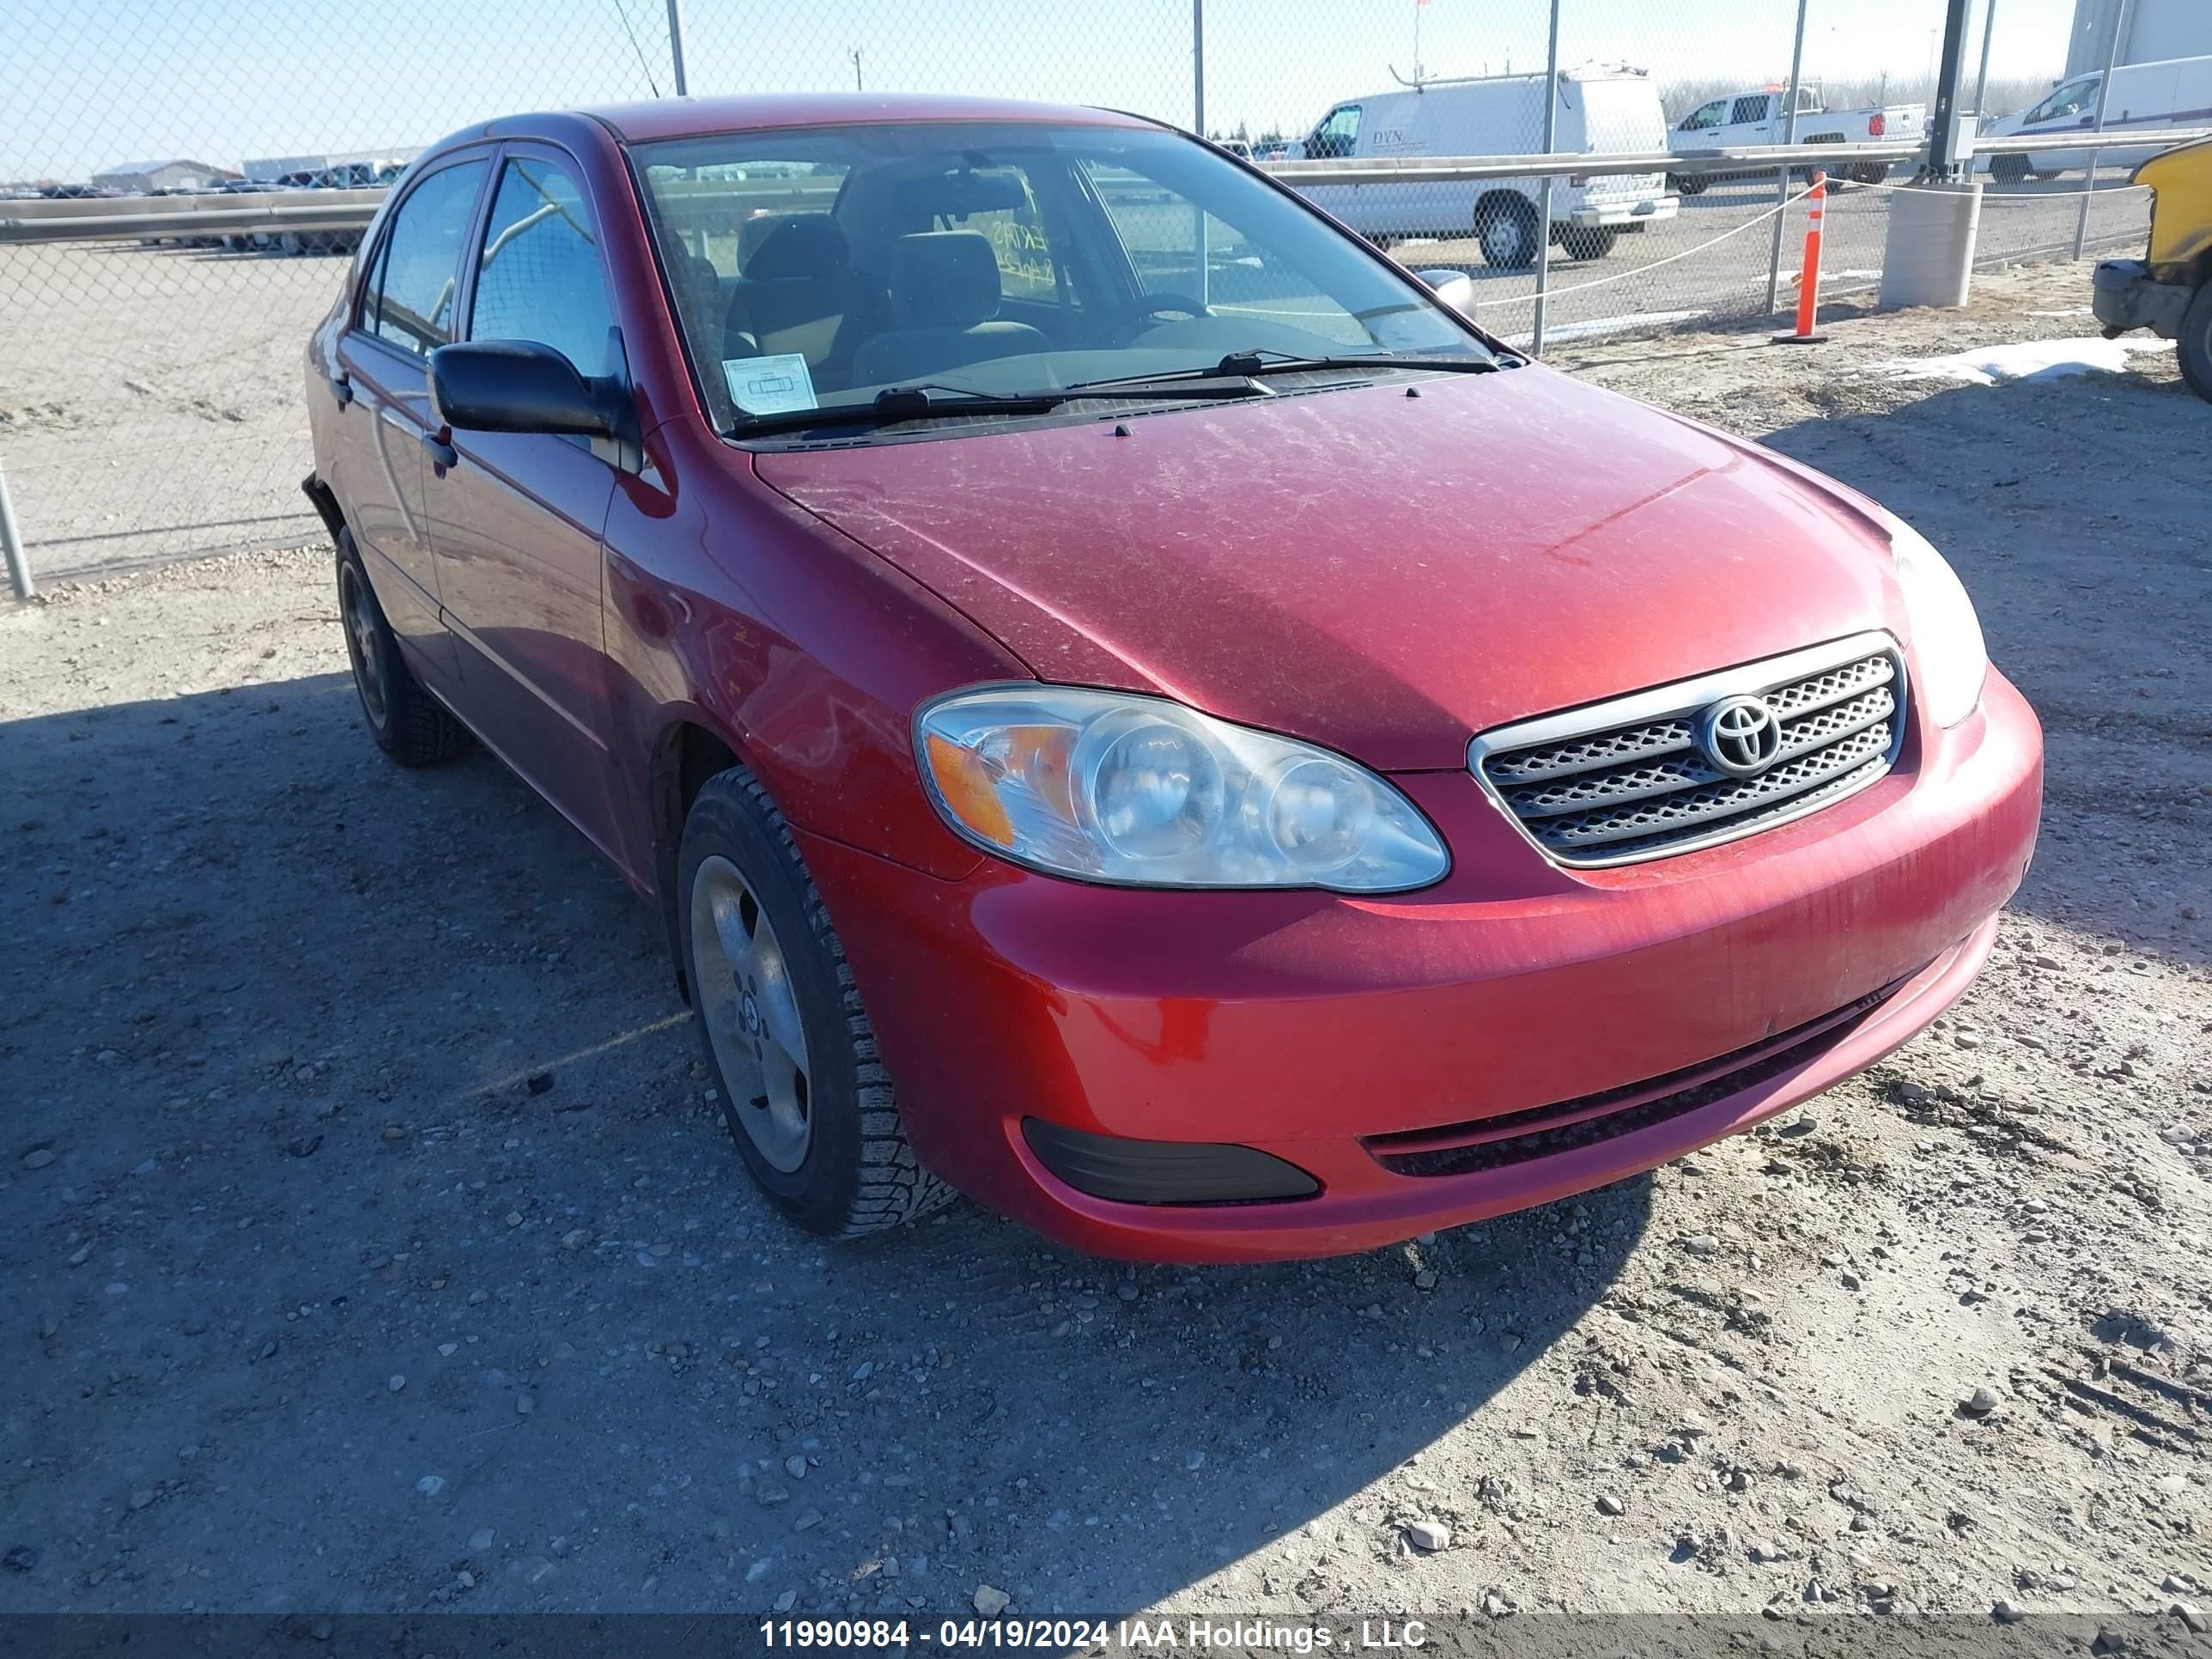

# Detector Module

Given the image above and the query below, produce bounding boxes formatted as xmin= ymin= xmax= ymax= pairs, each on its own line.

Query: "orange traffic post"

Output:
xmin=1774 ymin=170 xmax=1829 ymax=345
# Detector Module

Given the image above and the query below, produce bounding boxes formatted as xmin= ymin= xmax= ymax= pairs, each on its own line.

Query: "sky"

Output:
xmin=3 ymin=0 xmax=2080 ymax=180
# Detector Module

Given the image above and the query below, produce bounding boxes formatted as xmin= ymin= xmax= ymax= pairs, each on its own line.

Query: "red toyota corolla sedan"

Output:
xmin=303 ymin=94 xmax=2041 ymax=1263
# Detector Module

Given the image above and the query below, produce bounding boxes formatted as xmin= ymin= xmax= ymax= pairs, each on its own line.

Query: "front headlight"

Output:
xmin=1880 ymin=509 xmax=1987 ymax=727
xmin=915 ymin=685 xmax=1450 ymax=892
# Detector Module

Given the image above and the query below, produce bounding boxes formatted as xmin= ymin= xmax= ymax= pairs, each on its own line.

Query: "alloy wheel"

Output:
xmin=339 ymin=562 xmax=387 ymax=729
xmin=689 ymin=853 xmax=812 ymax=1172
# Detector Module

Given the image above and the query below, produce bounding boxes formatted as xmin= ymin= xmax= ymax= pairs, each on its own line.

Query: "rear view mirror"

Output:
xmin=1413 ymin=268 xmax=1478 ymax=319
xmin=428 ymin=340 xmax=615 ymax=438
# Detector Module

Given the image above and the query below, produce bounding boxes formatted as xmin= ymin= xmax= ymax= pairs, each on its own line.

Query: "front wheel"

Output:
xmin=1668 ymin=173 xmax=1710 ymax=198
xmin=2179 ymin=283 xmax=2212 ymax=404
xmin=1475 ymin=197 xmax=1540 ymax=270
xmin=678 ymin=766 xmax=953 ymax=1238
xmin=1989 ymin=155 xmax=2030 ymax=185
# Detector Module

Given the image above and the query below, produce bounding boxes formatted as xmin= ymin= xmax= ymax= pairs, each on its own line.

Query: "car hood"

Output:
xmin=754 ymin=366 xmax=1903 ymax=771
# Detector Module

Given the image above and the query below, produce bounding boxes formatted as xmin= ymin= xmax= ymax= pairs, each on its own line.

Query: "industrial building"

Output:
xmin=89 ymin=159 xmax=238 ymax=192
xmin=241 ymin=147 xmax=419 ymax=184
xmin=2066 ymin=0 xmax=2212 ymax=77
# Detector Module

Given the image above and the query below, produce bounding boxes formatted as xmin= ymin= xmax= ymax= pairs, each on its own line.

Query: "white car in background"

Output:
xmin=1978 ymin=54 xmax=2212 ymax=182
xmin=1291 ymin=64 xmax=1678 ymax=266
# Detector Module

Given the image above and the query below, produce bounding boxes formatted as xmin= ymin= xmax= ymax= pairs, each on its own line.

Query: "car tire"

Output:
xmin=2179 ymin=283 xmax=2212 ymax=404
xmin=1559 ymin=226 xmax=1617 ymax=261
xmin=1475 ymin=196 xmax=1540 ymax=270
xmin=336 ymin=531 xmax=471 ymax=765
xmin=1849 ymin=162 xmax=1888 ymax=185
xmin=677 ymin=764 xmax=955 ymax=1238
xmin=1989 ymin=155 xmax=2030 ymax=185
xmin=1670 ymin=173 xmax=1710 ymax=198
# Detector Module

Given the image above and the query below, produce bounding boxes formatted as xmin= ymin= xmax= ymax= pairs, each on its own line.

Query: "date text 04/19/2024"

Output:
xmin=758 ymin=1620 xmax=1430 ymax=1650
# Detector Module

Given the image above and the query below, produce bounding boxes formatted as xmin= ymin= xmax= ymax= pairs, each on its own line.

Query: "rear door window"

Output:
xmin=1730 ymin=94 xmax=1772 ymax=125
xmin=469 ymin=156 xmax=616 ymax=374
xmin=367 ymin=160 xmax=487 ymax=356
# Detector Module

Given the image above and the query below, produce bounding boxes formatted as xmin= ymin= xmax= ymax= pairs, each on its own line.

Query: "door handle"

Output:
xmin=422 ymin=431 xmax=458 ymax=471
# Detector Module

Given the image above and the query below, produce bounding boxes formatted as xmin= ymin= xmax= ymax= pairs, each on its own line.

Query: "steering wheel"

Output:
xmin=1115 ymin=292 xmax=1211 ymax=342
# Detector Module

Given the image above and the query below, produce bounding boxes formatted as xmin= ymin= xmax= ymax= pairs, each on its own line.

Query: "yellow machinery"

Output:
xmin=2093 ymin=137 xmax=2212 ymax=402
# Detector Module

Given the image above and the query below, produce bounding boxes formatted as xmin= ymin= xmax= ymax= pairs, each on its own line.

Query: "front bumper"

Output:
xmin=2092 ymin=258 xmax=2195 ymax=338
xmin=1567 ymin=196 xmax=1679 ymax=228
xmin=805 ymin=671 xmax=2041 ymax=1263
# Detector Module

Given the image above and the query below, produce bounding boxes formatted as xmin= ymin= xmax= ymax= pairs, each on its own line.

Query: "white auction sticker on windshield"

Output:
xmin=723 ymin=353 xmax=817 ymax=416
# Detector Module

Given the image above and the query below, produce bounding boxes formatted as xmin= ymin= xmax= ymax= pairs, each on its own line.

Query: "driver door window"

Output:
xmin=1310 ymin=105 xmax=1363 ymax=159
xmin=470 ymin=156 xmax=616 ymax=374
xmin=2025 ymin=77 xmax=2098 ymax=124
xmin=1680 ymin=99 xmax=1728 ymax=132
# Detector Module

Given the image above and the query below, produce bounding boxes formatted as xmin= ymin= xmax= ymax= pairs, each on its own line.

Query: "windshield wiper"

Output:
xmin=1212 ymin=347 xmax=1505 ymax=379
xmin=732 ymin=379 xmax=1267 ymax=437
xmin=1065 ymin=347 xmax=1503 ymax=395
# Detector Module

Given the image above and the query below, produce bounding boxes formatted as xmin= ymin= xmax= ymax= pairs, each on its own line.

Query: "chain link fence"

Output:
xmin=0 ymin=0 xmax=2166 ymax=586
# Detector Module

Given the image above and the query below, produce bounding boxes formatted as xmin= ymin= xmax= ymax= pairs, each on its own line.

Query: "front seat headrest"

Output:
xmin=889 ymin=231 xmax=1002 ymax=330
xmin=744 ymin=215 xmax=851 ymax=282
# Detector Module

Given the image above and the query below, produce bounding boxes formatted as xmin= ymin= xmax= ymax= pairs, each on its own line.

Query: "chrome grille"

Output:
xmin=1468 ymin=635 xmax=1906 ymax=868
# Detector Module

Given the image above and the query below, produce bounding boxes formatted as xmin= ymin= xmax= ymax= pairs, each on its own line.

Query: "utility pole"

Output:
xmin=851 ymin=46 xmax=863 ymax=91
xmin=1765 ymin=0 xmax=1813 ymax=313
xmin=2074 ymin=0 xmax=2127 ymax=258
xmin=665 ymin=0 xmax=688 ymax=95
xmin=1528 ymin=0 xmax=1562 ymax=354
xmin=1924 ymin=0 xmax=1973 ymax=174
xmin=1192 ymin=0 xmax=1205 ymax=132
xmin=1972 ymin=0 xmax=1998 ymax=117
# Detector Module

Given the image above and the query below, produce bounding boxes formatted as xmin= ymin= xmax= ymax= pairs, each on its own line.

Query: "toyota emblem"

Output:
xmin=1698 ymin=694 xmax=1783 ymax=776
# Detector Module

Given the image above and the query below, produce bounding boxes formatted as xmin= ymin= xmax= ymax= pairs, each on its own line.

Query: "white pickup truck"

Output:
xmin=1667 ymin=85 xmax=1926 ymax=191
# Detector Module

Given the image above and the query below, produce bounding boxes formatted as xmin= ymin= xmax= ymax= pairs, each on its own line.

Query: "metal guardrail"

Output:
xmin=0 ymin=187 xmax=388 ymax=244
xmin=1269 ymin=139 xmax=1922 ymax=187
xmin=8 ymin=129 xmax=2208 ymax=248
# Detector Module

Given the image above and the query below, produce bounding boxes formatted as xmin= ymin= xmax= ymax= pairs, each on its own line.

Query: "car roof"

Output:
xmin=574 ymin=93 xmax=1158 ymax=145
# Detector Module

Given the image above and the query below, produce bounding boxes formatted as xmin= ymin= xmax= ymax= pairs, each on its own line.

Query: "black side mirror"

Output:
xmin=428 ymin=340 xmax=616 ymax=439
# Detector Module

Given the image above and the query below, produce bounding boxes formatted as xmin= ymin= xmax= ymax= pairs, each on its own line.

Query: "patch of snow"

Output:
xmin=1867 ymin=336 xmax=2172 ymax=386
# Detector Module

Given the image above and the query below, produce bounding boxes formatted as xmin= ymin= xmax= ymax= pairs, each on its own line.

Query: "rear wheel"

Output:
xmin=1849 ymin=162 xmax=1888 ymax=185
xmin=678 ymin=765 xmax=953 ymax=1238
xmin=1989 ymin=155 xmax=2030 ymax=185
xmin=2179 ymin=283 xmax=2212 ymax=404
xmin=1559 ymin=226 xmax=1618 ymax=262
xmin=336 ymin=532 xmax=471 ymax=765
xmin=1475 ymin=195 xmax=1540 ymax=270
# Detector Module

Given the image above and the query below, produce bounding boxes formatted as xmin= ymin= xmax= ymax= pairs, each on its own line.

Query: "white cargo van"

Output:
xmin=1291 ymin=64 xmax=1678 ymax=267
xmin=1979 ymin=54 xmax=2212 ymax=182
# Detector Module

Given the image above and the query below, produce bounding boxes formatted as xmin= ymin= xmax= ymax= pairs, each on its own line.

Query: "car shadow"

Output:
xmin=1750 ymin=371 xmax=2212 ymax=972
xmin=3 ymin=670 xmax=1653 ymax=1615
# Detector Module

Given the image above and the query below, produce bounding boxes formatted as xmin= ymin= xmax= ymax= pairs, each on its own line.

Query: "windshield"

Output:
xmin=630 ymin=121 xmax=1492 ymax=437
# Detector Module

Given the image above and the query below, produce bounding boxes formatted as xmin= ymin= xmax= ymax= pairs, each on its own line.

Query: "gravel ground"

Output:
xmin=3 ymin=260 xmax=2209 ymax=1630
